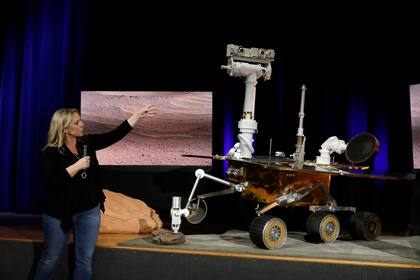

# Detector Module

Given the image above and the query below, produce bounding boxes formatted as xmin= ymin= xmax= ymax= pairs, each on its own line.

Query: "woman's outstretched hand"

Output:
xmin=128 ymin=104 xmax=157 ymax=127
xmin=138 ymin=104 xmax=157 ymax=118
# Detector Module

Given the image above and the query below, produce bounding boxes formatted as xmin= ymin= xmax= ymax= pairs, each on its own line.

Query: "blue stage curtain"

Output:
xmin=0 ymin=0 xmax=87 ymax=212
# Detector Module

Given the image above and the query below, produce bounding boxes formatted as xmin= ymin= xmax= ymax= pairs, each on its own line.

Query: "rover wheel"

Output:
xmin=249 ymin=215 xmax=287 ymax=250
xmin=306 ymin=212 xmax=340 ymax=243
xmin=349 ymin=211 xmax=381 ymax=240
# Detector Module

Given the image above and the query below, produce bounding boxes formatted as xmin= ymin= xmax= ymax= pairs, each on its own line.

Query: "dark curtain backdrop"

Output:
xmin=0 ymin=2 xmax=418 ymax=231
xmin=0 ymin=0 xmax=88 ymax=212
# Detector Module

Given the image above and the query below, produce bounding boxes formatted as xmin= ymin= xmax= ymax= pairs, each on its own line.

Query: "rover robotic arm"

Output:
xmin=170 ymin=169 xmax=245 ymax=233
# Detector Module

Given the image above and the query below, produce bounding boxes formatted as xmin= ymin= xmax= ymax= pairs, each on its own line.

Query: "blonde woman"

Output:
xmin=34 ymin=105 xmax=155 ymax=280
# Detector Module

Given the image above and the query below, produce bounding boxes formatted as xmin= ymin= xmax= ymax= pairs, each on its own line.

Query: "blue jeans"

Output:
xmin=34 ymin=205 xmax=101 ymax=280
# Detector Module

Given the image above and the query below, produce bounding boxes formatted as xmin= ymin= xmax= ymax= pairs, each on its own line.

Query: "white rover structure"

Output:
xmin=170 ymin=44 xmax=394 ymax=250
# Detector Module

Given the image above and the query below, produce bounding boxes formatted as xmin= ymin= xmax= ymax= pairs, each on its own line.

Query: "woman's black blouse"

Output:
xmin=42 ymin=120 xmax=133 ymax=220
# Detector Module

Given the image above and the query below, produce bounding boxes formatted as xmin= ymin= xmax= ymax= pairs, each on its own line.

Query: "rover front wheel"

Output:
xmin=249 ymin=215 xmax=287 ymax=250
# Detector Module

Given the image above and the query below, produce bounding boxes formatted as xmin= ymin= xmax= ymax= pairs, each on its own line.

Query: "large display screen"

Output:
xmin=81 ymin=91 xmax=212 ymax=166
xmin=410 ymin=84 xmax=420 ymax=169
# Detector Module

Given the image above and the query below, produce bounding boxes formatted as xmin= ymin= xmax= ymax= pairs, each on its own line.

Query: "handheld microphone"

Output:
xmin=81 ymin=145 xmax=88 ymax=179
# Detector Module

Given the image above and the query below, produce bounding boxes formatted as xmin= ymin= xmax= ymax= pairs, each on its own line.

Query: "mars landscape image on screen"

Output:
xmin=410 ymin=84 xmax=420 ymax=169
xmin=81 ymin=91 xmax=212 ymax=166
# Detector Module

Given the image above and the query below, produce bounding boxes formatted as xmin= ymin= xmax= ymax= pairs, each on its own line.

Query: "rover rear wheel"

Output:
xmin=349 ymin=211 xmax=381 ymax=240
xmin=249 ymin=215 xmax=287 ymax=250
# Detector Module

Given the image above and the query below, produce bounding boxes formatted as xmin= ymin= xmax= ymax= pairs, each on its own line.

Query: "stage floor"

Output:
xmin=0 ymin=212 xmax=144 ymax=247
xmin=1 ymin=212 xmax=419 ymax=270
xmin=2 ymin=213 xmax=420 ymax=279
xmin=119 ymin=230 xmax=420 ymax=268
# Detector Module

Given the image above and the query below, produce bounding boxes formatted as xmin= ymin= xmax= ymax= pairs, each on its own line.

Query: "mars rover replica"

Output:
xmin=170 ymin=44 xmax=392 ymax=250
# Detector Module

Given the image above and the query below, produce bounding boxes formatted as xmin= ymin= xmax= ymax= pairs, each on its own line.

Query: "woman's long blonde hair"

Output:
xmin=45 ymin=108 xmax=80 ymax=148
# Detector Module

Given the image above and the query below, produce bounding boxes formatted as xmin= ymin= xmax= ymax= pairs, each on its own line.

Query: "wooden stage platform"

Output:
xmin=1 ymin=213 xmax=420 ymax=280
